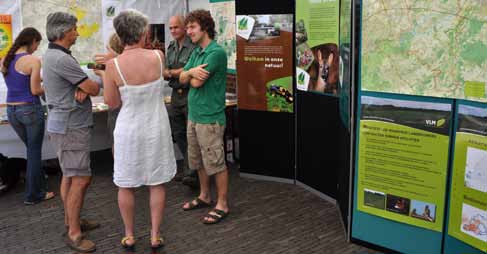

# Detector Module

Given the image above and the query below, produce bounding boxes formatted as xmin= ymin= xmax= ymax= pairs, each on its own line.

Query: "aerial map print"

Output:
xmin=361 ymin=1 xmax=487 ymax=102
xmin=210 ymin=1 xmax=236 ymax=70
xmin=22 ymin=0 xmax=102 ymax=63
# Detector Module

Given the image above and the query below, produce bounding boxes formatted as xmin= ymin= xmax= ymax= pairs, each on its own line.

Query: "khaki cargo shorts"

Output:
xmin=187 ymin=120 xmax=226 ymax=176
xmin=48 ymin=127 xmax=92 ymax=177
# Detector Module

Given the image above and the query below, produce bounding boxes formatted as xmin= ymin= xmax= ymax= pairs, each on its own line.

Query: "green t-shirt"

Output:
xmin=184 ymin=40 xmax=227 ymax=125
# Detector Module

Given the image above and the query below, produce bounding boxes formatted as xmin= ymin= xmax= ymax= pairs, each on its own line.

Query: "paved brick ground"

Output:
xmin=0 ymin=150 xmax=371 ymax=254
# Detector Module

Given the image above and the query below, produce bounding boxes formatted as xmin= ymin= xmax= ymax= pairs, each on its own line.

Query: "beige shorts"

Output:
xmin=187 ymin=120 xmax=226 ymax=176
xmin=48 ymin=127 xmax=92 ymax=177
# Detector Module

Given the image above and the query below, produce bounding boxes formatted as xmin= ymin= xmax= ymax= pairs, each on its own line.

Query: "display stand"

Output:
xmin=350 ymin=0 xmax=486 ymax=253
xmin=236 ymin=0 xmax=295 ymax=181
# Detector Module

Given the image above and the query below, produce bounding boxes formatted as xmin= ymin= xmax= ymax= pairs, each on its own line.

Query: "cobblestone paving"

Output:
xmin=0 ymin=150 xmax=371 ymax=254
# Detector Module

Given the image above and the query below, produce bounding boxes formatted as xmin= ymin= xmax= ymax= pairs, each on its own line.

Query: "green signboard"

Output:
xmin=357 ymin=96 xmax=452 ymax=232
xmin=448 ymin=103 xmax=487 ymax=252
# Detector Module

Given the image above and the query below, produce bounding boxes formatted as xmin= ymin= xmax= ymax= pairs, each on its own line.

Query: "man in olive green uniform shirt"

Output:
xmin=180 ymin=10 xmax=229 ymax=224
xmin=163 ymin=16 xmax=196 ymax=182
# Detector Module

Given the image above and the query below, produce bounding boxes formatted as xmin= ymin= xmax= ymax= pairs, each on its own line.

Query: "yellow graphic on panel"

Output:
xmin=0 ymin=15 xmax=12 ymax=58
xmin=71 ymin=6 xmax=100 ymax=38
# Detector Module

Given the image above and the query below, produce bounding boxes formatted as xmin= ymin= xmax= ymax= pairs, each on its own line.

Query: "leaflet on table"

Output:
xmin=357 ymin=95 xmax=452 ymax=232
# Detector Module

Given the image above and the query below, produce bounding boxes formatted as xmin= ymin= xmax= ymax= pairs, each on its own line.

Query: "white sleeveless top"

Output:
xmin=112 ymin=50 xmax=176 ymax=188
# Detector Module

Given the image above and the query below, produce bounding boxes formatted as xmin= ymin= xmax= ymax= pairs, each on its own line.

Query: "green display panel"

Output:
xmin=357 ymin=96 xmax=452 ymax=232
xmin=361 ymin=0 xmax=487 ymax=102
xmin=295 ymin=0 xmax=340 ymax=95
xmin=338 ymin=0 xmax=352 ymax=129
xmin=448 ymin=102 xmax=487 ymax=252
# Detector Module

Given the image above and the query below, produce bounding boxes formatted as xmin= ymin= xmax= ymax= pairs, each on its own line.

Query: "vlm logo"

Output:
xmin=426 ymin=119 xmax=446 ymax=128
xmin=238 ymin=18 xmax=248 ymax=30
xmin=236 ymin=16 xmax=255 ymax=40
xmin=298 ymin=72 xmax=305 ymax=85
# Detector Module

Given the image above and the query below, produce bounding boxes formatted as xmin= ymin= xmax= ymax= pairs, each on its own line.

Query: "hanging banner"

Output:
xmin=0 ymin=15 xmax=12 ymax=59
xmin=360 ymin=0 xmax=487 ymax=102
xmin=101 ymin=0 xmax=121 ymax=48
xmin=295 ymin=0 xmax=339 ymax=95
xmin=209 ymin=0 xmax=236 ymax=72
xmin=0 ymin=0 xmax=22 ymax=105
xmin=357 ymin=95 xmax=452 ymax=232
xmin=0 ymin=0 xmax=21 ymax=39
xmin=236 ymin=14 xmax=293 ymax=113
xmin=448 ymin=102 xmax=487 ymax=252
xmin=101 ymin=0 xmax=187 ymax=52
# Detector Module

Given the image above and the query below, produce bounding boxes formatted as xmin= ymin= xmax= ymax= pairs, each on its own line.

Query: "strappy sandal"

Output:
xmin=151 ymin=236 xmax=165 ymax=251
xmin=121 ymin=236 xmax=135 ymax=251
xmin=202 ymin=209 xmax=229 ymax=225
xmin=182 ymin=198 xmax=212 ymax=211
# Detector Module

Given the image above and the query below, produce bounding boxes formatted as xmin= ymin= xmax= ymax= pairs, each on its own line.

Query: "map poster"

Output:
xmin=236 ymin=14 xmax=293 ymax=113
xmin=448 ymin=102 xmax=487 ymax=252
xmin=0 ymin=15 xmax=12 ymax=58
xmin=22 ymin=0 xmax=103 ymax=64
xmin=210 ymin=0 xmax=236 ymax=72
xmin=361 ymin=0 xmax=487 ymax=102
xmin=357 ymin=95 xmax=452 ymax=232
xmin=295 ymin=0 xmax=339 ymax=95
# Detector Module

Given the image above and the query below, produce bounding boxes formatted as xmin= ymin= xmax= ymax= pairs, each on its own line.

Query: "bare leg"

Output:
xmin=61 ymin=176 xmax=72 ymax=227
xmin=182 ymin=168 xmax=211 ymax=210
xmin=118 ymin=187 xmax=135 ymax=245
xmin=204 ymin=169 xmax=229 ymax=223
xmin=149 ymin=184 xmax=166 ymax=245
xmin=197 ymin=169 xmax=211 ymax=202
xmin=214 ymin=169 xmax=229 ymax=211
xmin=67 ymin=176 xmax=91 ymax=240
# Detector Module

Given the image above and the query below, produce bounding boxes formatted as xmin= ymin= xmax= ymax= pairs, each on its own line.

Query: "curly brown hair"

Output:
xmin=185 ymin=9 xmax=216 ymax=40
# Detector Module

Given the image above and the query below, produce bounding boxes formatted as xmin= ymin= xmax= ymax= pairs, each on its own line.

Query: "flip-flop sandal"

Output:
xmin=64 ymin=235 xmax=96 ymax=253
xmin=202 ymin=209 xmax=229 ymax=225
xmin=151 ymin=236 xmax=165 ymax=251
xmin=24 ymin=192 xmax=55 ymax=205
xmin=182 ymin=198 xmax=212 ymax=211
xmin=121 ymin=236 xmax=135 ymax=251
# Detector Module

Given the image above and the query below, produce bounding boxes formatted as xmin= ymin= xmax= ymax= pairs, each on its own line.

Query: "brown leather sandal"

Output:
xmin=64 ymin=235 xmax=96 ymax=253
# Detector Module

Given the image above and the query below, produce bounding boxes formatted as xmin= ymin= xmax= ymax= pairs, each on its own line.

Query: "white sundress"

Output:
xmin=112 ymin=51 xmax=176 ymax=188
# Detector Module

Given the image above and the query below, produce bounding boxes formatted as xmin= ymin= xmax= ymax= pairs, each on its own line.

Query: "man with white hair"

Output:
xmin=43 ymin=11 xmax=101 ymax=253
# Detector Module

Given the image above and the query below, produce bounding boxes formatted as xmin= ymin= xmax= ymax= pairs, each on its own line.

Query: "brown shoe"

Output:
xmin=80 ymin=219 xmax=100 ymax=231
xmin=64 ymin=235 xmax=96 ymax=253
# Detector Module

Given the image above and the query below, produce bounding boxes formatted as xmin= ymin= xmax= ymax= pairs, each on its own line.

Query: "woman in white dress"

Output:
xmin=101 ymin=9 xmax=176 ymax=251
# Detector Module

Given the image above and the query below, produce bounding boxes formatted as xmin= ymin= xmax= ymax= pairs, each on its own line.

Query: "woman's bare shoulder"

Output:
xmin=22 ymin=54 xmax=41 ymax=64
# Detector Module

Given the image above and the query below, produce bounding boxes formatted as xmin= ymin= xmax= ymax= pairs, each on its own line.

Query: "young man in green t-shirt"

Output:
xmin=179 ymin=9 xmax=229 ymax=224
